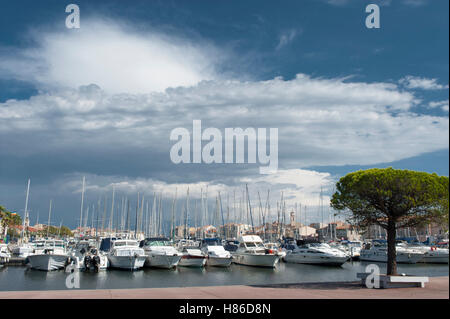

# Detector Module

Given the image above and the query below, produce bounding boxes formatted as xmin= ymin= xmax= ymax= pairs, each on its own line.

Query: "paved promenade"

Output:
xmin=0 ymin=276 xmax=447 ymax=299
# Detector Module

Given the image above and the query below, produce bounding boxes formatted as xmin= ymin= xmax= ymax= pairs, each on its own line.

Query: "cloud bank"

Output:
xmin=0 ymin=20 xmax=221 ymax=94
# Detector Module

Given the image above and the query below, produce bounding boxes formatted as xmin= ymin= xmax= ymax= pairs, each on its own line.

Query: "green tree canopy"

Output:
xmin=330 ymin=168 xmax=448 ymax=275
xmin=38 ymin=225 xmax=73 ymax=238
xmin=0 ymin=205 xmax=22 ymax=228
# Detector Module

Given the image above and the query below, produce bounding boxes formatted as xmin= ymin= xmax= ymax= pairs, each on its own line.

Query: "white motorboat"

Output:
xmin=141 ymin=237 xmax=181 ymax=269
xmin=232 ymin=235 xmax=279 ymax=268
xmin=107 ymin=239 xmax=146 ymax=270
xmin=335 ymin=241 xmax=362 ymax=260
xmin=200 ymin=238 xmax=232 ymax=267
xmin=27 ymin=240 xmax=69 ymax=271
xmin=284 ymin=242 xmax=349 ymax=266
xmin=177 ymin=239 xmax=207 ymax=267
xmin=0 ymin=244 xmax=11 ymax=264
xmin=10 ymin=242 xmax=36 ymax=259
xmin=69 ymin=240 xmax=109 ymax=271
xmin=359 ymin=241 xmax=425 ymax=264
xmin=406 ymin=243 xmax=449 ymax=264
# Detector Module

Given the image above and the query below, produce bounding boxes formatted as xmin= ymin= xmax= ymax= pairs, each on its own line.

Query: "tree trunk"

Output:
xmin=386 ymin=219 xmax=397 ymax=275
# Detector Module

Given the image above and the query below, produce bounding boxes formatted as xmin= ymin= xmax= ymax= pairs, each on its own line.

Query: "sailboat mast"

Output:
xmin=245 ymin=184 xmax=254 ymax=234
xmin=46 ymin=199 xmax=52 ymax=238
xmin=185 ymin=188 xmax=190 ymax=239
xmin=21 ymin=178 xmax=31 ymax=241
xmin=135 ymin=192 xmax=139 ymax=238
xmin=79 ymin=176 xmax=85 ymax=235
xmin=109 ymin=186 xmax=115 ymax=237
xmin=218 ymin=192 xmax=225 ymax=239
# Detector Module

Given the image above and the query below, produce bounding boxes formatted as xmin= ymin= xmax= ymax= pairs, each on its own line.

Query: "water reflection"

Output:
xmin=0 ymin=261 xmax=447 ymax=291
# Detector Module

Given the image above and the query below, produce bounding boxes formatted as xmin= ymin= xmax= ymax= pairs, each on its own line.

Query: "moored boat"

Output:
xmin=232 ymin=235 xmax=279 ymax=268
xmin=284 ymin=242 xmax=349 ymax=266
xmin=27 ymin=240 xmax=69 ymax=271
xmin=0 ymin=244 xmax=11 ymax=264
xmin=200 ymin=238 xmax=232 ymax=267
xmin=106 ymin=239 xmax=146 ymax=270
xmin=177 ymin=239 xmax=207 ymax=267
xmin=359 ymin=241 xmax=425 ymax=264
xmin=141 ymin=237 xmax=181 ymax=269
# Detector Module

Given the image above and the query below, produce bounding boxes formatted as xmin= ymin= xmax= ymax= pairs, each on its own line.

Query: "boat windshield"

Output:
xmin=146 ymin=241 xmax=169 ymax=247
xmin=114 ymin=241 xmax=139 ymax=247
xmin=246 ymin=242 xmax=264 ymax=248
xmin=114 ymin=241 xmax=127 ymax=247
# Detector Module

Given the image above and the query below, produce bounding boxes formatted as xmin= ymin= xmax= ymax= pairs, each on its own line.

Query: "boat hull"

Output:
xmin=420 ymin=254 xmax=449 ymax=264
xmin=232 ymin=253 xmax=279 ymax=268
xmin=207 ymin=256 xmax=232 ymax=267
xmin=359 ymin=251 xmax=424 ymax=264
xmin=284 ymin=253 xmax=348 ymax=266
xmin=27 ymin=254 xmax=68 ymax=271
xmin=178 ymin=255 xmax=207 ymax=267
xmin=108 ymin=255 xmax=146 ymax=270
xmin=145 ymin=254 xmax=181 ymax=269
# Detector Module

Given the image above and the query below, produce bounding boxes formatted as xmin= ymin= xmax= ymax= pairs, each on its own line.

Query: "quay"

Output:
xmin=0 ymin=276 xmax=447 ymax=299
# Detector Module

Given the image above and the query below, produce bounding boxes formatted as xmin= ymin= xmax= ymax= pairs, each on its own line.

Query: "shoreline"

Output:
xmin=0 ymin=276 xmax=448 ymax=299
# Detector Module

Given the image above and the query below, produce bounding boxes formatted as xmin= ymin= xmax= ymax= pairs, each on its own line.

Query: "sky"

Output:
xmin=0 ymin=0 xmax=448 ymax=231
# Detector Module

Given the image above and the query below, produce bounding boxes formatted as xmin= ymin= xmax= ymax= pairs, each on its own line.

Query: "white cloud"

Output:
xmin=0 ymin=74 xmax=447 ymax=170
xmin=0 ymin=19 xmax=221 ymax=94
xmin=399 ymin=75 xmax=449 ymax=90
xmin=429 ymin=100 xmax=449 ymax=112
xmin=276 ymin=29 xmax=301 ymax=50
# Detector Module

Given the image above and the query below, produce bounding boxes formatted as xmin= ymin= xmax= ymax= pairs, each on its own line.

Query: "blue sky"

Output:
xmin=0 ymin=0 xmax=448 ymax=230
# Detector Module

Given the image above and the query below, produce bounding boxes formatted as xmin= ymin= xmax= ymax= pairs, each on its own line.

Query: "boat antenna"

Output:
xmin=218 ymin=192 xmax=225 ymax=239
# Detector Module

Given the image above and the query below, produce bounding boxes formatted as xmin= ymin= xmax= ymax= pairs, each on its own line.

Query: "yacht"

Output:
xmin=284 ymin=242 xmax=349 ymax=266
xmin=27 ymin=240 xmax=69 ymax=271
xmin=68 ymin=239 xmax=109 ymax=271
xmin=337 ymin=241 xmax=362 ymax=260
xmin=10 ymin=242 xmax=36 ymax=259
xmin=140 ymin=237 xmax=181 ymax=269
xmin=406 ymin=243 xmax=449 ymax=264
xmin=106 ymin=239 xmax=146 ymax=270
xmin=200 ymin=238 xmax=232 ymax=267
xmin=177 ymin=239 xmax=207 ymax=267
xmin=232 ymin=235 xmax=280 ymax=268
xmin=359 ymin=241 xmax=425 ymax=264
xmin=0 ymin=244 xmax=11 ymax=264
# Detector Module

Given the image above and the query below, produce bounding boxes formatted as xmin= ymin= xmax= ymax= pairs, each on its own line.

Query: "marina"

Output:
xmin=1 ymin=176 xmax=448 ymax=294
xmin=0 ymin=258 xmax=448 ymax=292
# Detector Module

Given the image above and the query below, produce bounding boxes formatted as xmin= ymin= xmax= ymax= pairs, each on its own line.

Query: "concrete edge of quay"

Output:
xmin=0 ymin=276 xmax=448 ymax=299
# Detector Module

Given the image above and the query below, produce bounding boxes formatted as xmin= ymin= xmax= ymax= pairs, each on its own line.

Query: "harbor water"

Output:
xmin=0 ymin=261 xmax=448 ymax=291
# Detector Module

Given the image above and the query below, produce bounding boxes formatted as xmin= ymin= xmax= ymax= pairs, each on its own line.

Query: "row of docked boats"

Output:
xmin=358 ymin=240 xmax=449 ymax=264
xmin=2 ymin=236 xmax=448 ymax=271
xmin=3 ymin=235 xmax=274 ymax=271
